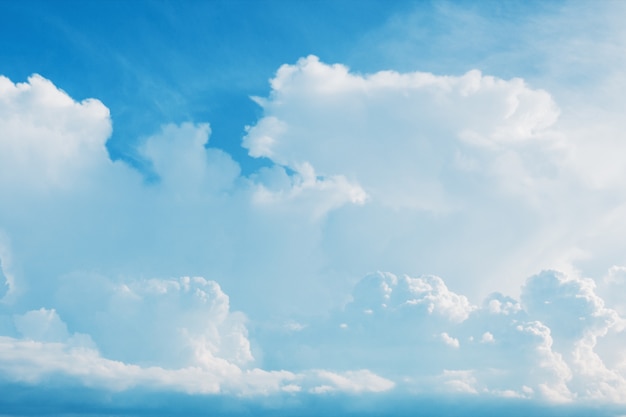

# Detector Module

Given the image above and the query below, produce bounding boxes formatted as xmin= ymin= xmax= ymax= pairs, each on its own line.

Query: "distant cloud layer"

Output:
xmin=270 ymin=270 xmax=626 ymax=402
xmin=1 ymin=270 xmax=625 ymax=403
xmin=1 ymin=56 xmax=626 ymax=414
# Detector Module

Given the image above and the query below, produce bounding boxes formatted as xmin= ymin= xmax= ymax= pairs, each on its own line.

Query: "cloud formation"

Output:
xmin=242 ymin=55 xmax=626 ymax=303
xmin=4 ymin=267 xmax=625 ymax=405
xmin=262 ymin=270 xmax=626 ymax=403
xmin=244 ymin=55 xmax=561 ymax=210
xmin=2 ymin=55 xmax=626 ymax=415
xmin=0 ymin=74 xmax=111 ymax=190
xmin=242 ymin=56 xmax=593 ymax=300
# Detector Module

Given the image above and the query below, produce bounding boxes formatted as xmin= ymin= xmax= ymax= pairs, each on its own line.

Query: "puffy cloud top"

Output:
xmin=261 ymin=269 xmax=626 ymax=403
xmin=244 ymin=55 xmax=561 ymax=210
xmin=54 ymin=275 xmax=253 ymax=368
xmin=349 ymin=272 xmax=474 ymax=322
xmin=0 ymin=75 xmax=111 ymax=190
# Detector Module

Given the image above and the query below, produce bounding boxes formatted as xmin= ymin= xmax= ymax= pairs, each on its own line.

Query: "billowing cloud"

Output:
xmin=0 ymin=72 xmax=370 ymax=318
xmin=347 ymin=272 xmax=474 ymax=323
xmin=239 ymin=56 xmax=592 ymax=301
xmin=244 ymin=55 xmax=562 ymax=211
xmin=2 ymin=52 xmax=626 ymax=415
xmin=54 ymin=275 xmax=253 ymax=368
xmin=0 ymin=276 xmax=397 ymax=397
xmin=261 ymin=270 xmax=626 ymax=403
xmin=0 ymin=335 xmax=296 ymax=395
xmin=239 ymin=55 xmax=626 ymax=305
xmin=0 ymin=74 xmax=111 ymax=190
xmin=3 ymin=268 xmax=626 ymax=405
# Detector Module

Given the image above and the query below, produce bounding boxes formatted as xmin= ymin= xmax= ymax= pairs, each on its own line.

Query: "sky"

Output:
xmin=2 ymin=0 xmax=626 ymax=415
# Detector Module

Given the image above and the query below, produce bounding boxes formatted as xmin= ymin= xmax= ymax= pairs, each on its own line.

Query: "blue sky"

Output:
xmin=2 ymin=1 xmax=626 ymax=416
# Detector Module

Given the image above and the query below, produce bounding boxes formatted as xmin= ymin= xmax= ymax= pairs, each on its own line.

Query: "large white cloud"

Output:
xmin=2 ymin=60 xmax=625 ymax=317
xmin=0 ymin=75 xmax=393 ymax=393
xmin=0 ymin=276 xmax=396 ymax=397
xmin=261 ymin=269 xmax=626 ymax=403
xmin=3 ymin=268 xmax=625 ymax=403
xmin=2 ymin=56 xmax=626 ymax=408
xmin=0 ymin=73 xmax=365 ymax=318
xmin=241 ymin=56 xmax=626 ymax=302
xmin=244 ymin=55 xmax=562 ymax=210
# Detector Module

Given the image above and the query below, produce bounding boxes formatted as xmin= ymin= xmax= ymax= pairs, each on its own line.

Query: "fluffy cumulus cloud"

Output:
xmin=243 ymin=55 xmax=626 ymax=301
xmin=55 ymin=275 xmax=254 ymax=368
xmin=0 ymin=74 xmax=111 ymax=190
xmin=0 ymin=73 xmax=393 ymax=398
xmin=1 ymin=277 xmax=294 ymax=395
xmin=260 ymin=270 xmax=626 ymax=403
xmin=0 ymin=275 xmax=398 ymax=396
xmin=2 ymin=53 xmax=626 ymax=416
xmin=244 ymin=55 xmax=561 ymax=210
xmin=0 ymin=73 xmax=356 ymax=318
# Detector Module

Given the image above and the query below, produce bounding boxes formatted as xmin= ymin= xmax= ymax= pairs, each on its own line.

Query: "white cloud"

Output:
xmin=244 ymin=55 xmax=561 ymax=211
xmin=140 ymin=122 xmax=241 ymax=193
xmin=263 ymin=269 xmax=626 ymax=403
xmin=485 ymin=295 xmax=522 ymax=316
xmin=520 ymin=271 xmax=626 ymax=402
xmin=440 ymin=332 xmax=460 ymax=348
xmin=310 ymin=369 xmax=395 ymax=393
xmin=0 ymin=74 xmax=111 ymax=190
xmin=521 ymin=271 xmax=622 ymax=342
xmin=0 ymin=335 xmax=295 ymax=395
xmin=250 ymin=162 xmax=367 ymax=219
xmin=3 ymin=51 xmax=626 ymax=408
xmin=347 ymin=272 xmax=475 ymax=322
xmin=481 ymin=332 xmax=494 ymax=343
xmin=54 ymin=275 xmax=253 ymax=368
xmin=240 ymin=56 xmax=606 ymax=302
xmin=0 ymin=75 xmax=347 ymax=318
xmin=514 ymin=321 xmax=573 ymax=402
xmin=1 ymin=58 xmax=624 ymax=321
xmin=0 ymin=276 xmax=397 ymax=397
xmin=239 ymin=55 xmax=626 ymax=308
